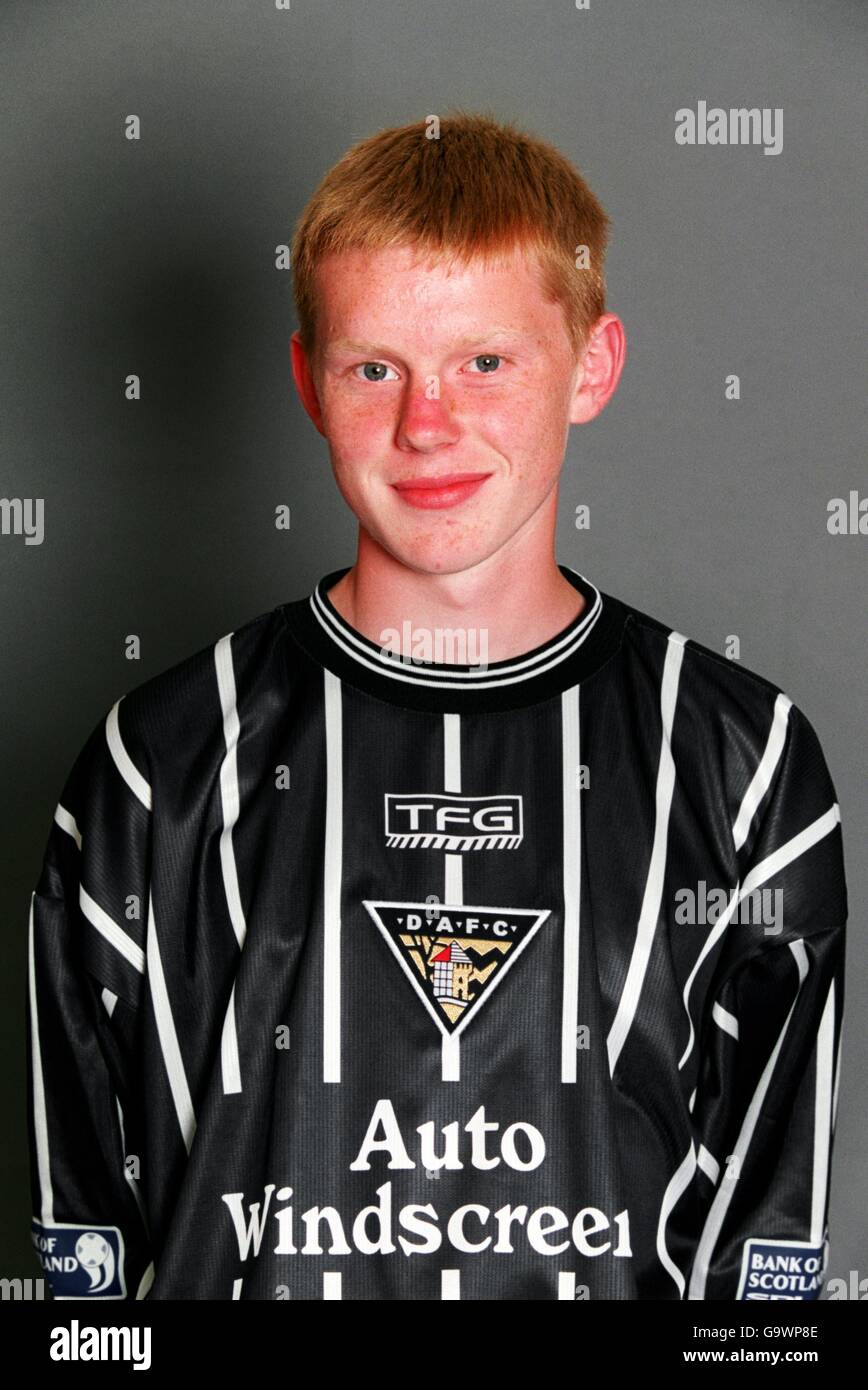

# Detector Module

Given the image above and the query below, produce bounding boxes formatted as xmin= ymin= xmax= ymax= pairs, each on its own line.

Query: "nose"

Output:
xmin=395 ymin=376 xmax=462 ymax=452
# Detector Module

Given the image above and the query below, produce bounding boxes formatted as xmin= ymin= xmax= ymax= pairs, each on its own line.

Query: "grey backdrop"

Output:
xmin=2 ymin=0 xmax=865 ymax=1290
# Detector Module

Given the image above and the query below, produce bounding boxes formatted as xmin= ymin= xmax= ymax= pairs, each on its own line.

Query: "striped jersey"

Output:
xmin=26 ymin=563 xmax=849 ymax=1301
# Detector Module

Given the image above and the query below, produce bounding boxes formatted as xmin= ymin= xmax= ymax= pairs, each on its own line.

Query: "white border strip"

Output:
xmin=28 ymin=893 xmax=54 ymax=1225
xmin=323 ymin=670 xmax=343 ymax=1083
xmin=214 ymin=634 xmax=246 ymax=1096
xmin=442 ymin=714 xmax=463 ymax=1083
xmin=561 ymin=685 xmax=581 ymax=1084
xmin=811 ymin=981 xmax=836 ymax=1244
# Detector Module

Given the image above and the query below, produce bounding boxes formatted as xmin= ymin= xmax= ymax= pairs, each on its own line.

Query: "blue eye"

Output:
xmin=469 ymin=354 xmax=502 ymax=373
xmin=356 ymin=362 xmax=398 ymax=382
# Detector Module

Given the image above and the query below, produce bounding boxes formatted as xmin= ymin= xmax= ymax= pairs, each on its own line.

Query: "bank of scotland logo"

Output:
xmin=737 ymin=1237 xmax=827 ymax=1300
xmin=363 ymin=901 xmax=549 ymax=1037
xmin=31 ymin=1219 xmax=126 ymax=1299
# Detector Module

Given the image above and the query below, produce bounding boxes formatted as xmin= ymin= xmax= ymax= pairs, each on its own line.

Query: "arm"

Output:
xmin=687 ymin=927 xmax=845 ymax=1299
xmin=26 ymin=702 xmax=154 ymax=1300
xmin=686 ymin=703 xmax=848 ymax=1301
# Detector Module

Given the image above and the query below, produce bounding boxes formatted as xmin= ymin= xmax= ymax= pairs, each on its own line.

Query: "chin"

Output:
xmin=380 ymin=533 xmax=502 ymax=578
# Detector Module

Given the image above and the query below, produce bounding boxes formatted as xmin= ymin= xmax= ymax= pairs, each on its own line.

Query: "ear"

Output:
xmin=290 ymin=331 xmax=326 ymax=436
xmin=567 ymin=313 xmax=627 ymax=425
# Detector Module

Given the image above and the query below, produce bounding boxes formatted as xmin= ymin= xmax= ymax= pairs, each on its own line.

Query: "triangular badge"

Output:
xmin=362 ymin=900 xmax=550 ymax=1038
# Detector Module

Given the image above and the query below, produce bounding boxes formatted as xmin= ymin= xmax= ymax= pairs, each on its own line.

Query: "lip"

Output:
xmin=390 ymin=472 xmax=492 ymax=510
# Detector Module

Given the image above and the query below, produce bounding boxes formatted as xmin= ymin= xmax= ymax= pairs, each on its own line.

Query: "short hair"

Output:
xmin=290 ymin=109 xmax=611 ymax=361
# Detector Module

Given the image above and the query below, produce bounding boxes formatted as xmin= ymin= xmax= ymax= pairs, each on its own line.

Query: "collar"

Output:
xmin=281 ymin=563 xmax=627 ymax=713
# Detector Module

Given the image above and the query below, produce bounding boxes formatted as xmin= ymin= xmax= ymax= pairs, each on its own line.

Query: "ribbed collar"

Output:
xmin=281 ymin=563 xmax=627 ymax=713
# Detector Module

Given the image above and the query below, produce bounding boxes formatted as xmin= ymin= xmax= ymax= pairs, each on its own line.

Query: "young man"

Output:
xmin=27 ymin=113 xmax=848 ymax=1302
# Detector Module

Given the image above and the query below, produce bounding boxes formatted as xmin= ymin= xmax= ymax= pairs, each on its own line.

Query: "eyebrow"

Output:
xmin=325 ymin=329 xmax=527 ymax=356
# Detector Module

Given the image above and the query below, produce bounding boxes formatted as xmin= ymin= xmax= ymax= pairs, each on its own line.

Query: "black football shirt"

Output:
xmin=26 ymin=564 xmax=848 ymax=1301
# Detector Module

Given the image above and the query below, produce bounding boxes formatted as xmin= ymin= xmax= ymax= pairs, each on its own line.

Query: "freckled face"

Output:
xmin=308 ymin=243 xmax=583 ymax=576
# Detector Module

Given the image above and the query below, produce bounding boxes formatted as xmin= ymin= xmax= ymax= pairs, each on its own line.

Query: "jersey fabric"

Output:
xmin=26 ymin=563 xmax=849 ymax=1302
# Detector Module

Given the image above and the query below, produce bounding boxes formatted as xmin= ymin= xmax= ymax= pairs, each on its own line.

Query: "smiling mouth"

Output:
xmin=390 ymin=472 xmax=493 ymax=510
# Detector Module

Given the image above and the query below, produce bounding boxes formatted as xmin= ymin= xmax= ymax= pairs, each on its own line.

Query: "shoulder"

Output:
xmin=80 ymin=603 xmax=291 ymax=790
xmin=604 ymin=588 xmax=839 ymax=822
xmin=612 ymin=589 xmax=808 ymax=735
xmin=607 ymin=590 xmax=845 ymax=925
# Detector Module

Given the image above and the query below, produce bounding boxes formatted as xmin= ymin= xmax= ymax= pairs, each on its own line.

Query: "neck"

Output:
xmin=325 ymin=522 xmax=585 ymax=664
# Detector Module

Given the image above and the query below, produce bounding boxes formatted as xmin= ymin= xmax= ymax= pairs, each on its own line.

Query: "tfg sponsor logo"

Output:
xmin=385 ymin=792 xmax=524 ymax=850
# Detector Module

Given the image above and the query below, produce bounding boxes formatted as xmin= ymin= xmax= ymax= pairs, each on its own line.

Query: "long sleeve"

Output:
xmin=26 ymin=699 xmax=155 ymax=1300
xmin=686 ymin=701 xmax=848 ymax=1301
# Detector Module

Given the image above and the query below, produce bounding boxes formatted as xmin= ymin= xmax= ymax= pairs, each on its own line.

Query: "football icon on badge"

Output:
xmin=75 ymin=1231 xmax=116 ymax=1292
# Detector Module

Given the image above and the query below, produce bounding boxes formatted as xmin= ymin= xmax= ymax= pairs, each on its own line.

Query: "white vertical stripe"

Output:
xmin=113 ymin=1090 xmax=124 ymax=1143
xmin=323 ymin=1272 xmax=342 ymax=1300
xmin=146 ymin=890 xmax=196 ymax=1152
xmin=214 ymin=635 xmax=247 ymax=951
xmin=688 ymin=939 xmax=809 ymax=1300
xmin=444 ymin=858 xmax=463 ymax=905
xmin=442 ymin=714 xmax=462 ymax=1083
xmin=116 ymin=1096 xmax=149 ymax=1231
xmin=742 ymin=804 xmax=840 ymax=898
xmin=105 ymin=699 xmax=152 ymax=810
xmin=135 ymin=1263 xmax=155 ymax=1299
xmin=232 ymin=1278 xmax=243 ymax=1300
xmin=323 ymin=670 xmax=343 ymax=1084
xmin=58 ymin=861 xmax=151 ymax=1234
xmin=443 ymin=713 xmax=461 ymax=790
xmin=697 ymin=1145 xmax=720 ymax=1184
xmin=441 ymin=1031 xmax=460 ymax=1082
xmin=677 ymin=802 xmax=841 ymax=1071
xmin=657 ymin=1141 xmax=697 ymax=1297
xmin=28 ymin=893 xmax=53 ymax=1225
xmin=561 ymin=685 xmax=581 ymax=1084
xmin=54 ymin=803 xmax=81 ymax=848
xmin=103 ymin=988 xmax=150 ymax=1233
xmin=678 ymin=898 xmax=754 ymax=1071
xmin=832 ymin=1019 xmax=843 ymax=1133
xmin=732 ymin=694 xmax=792 ymax=852
xmin=558 ymin=1271 xmax=576 ymax=1300
xmin=220 ymin=983 xmax=242 ymax=1096
xmin=608 ymin=633 xmax=686 ymax=1075
xmin=712 ymin=1002 xmax=739 ymax=1040
xmin=214 ymin=634 xmax=246 ymax=1096
xmin=441 ymin=1269 xmax=461 ymax=1299
xmin=811 ymin=981 xmax=836 ymax=1245
xmin=80 ymin=886 xmax=146 ymax=973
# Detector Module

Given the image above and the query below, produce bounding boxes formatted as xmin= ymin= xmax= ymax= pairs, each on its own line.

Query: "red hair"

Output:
xmin=291 ymin=109 xmax=611 ymax=358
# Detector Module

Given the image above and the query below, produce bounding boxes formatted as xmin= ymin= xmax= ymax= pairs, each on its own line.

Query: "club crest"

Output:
xmin=363 ymin=901 xmax=550 ymax=1037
